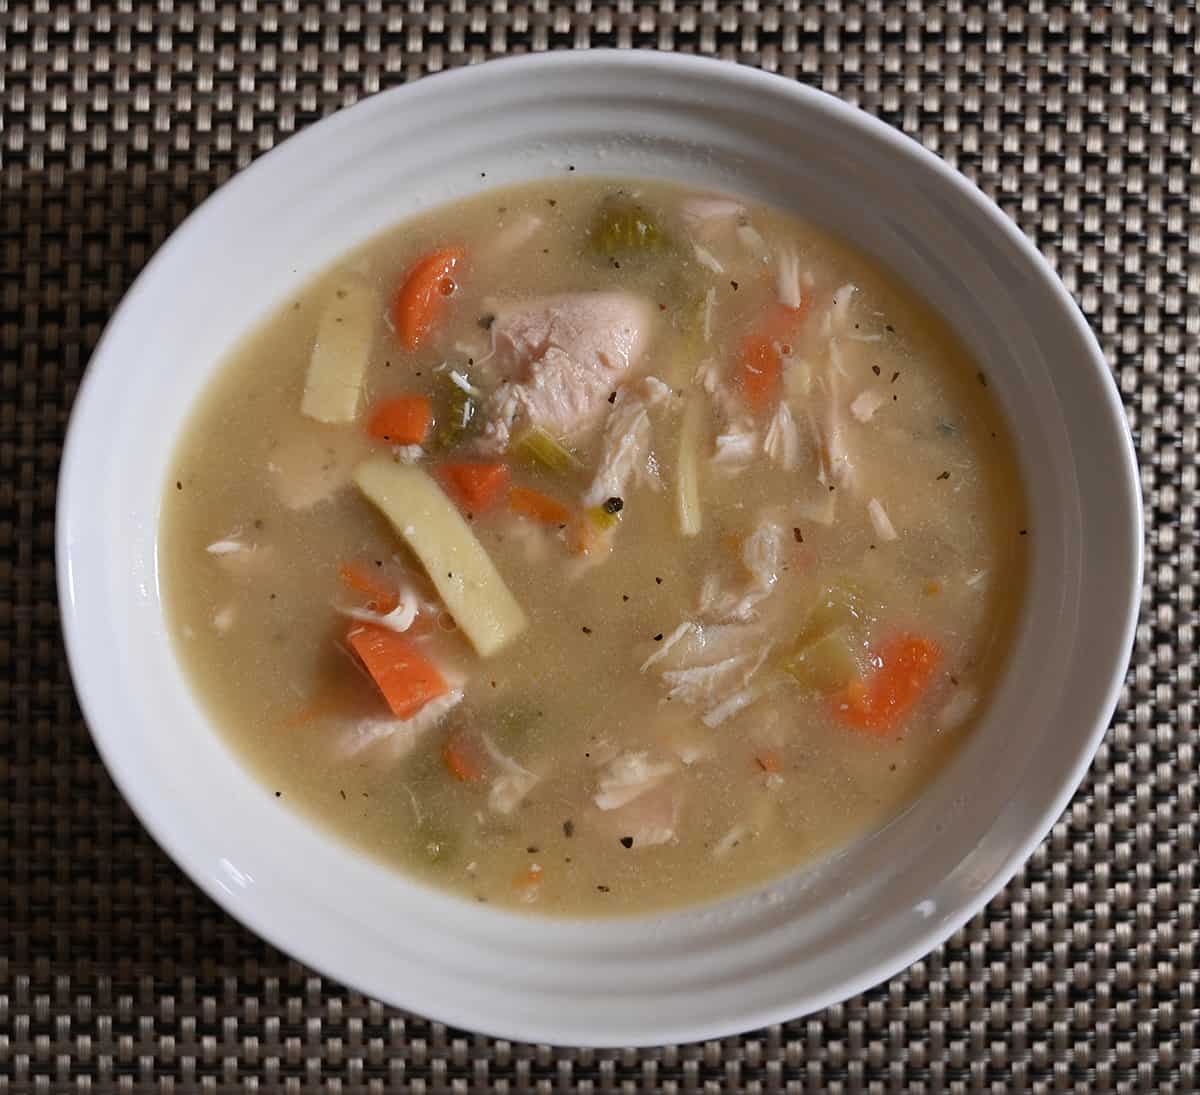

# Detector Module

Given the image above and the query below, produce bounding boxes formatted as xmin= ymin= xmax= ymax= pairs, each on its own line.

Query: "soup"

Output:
xmin=162 ymin=178 xmax=1026 ymax=915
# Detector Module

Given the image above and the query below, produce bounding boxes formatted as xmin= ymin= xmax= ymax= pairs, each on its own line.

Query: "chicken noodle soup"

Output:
xmin=162 ymin=179 xmax=1026 ymax=915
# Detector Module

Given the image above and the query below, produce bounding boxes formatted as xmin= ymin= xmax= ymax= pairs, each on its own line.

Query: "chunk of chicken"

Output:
xmin=593 ymin=752 xmax=675 ymax=811
xmin=582 ymin=375 xmax=673 ymax=508
xmin=478 ymin=292 xmax=655 ymax=454
xmin=597 ymin=783 xmax=681 ymax=848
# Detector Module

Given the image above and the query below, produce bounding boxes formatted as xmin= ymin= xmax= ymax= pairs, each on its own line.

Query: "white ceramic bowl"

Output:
xmin=57 ymin=52 xmax=1141 ymax=1047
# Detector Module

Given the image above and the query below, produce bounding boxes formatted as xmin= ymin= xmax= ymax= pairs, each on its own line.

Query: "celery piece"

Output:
xmin=795 ymin=580 xmax=871 ymax=649
xmin=785 ymin=628 xmax=859 ymax=693
xmin=586 ymin=504 xmax=621 ymax=532
xmin=514 ymin=425 xmax=580 ymax=473
xmin=434 ymin=380 xmax=479 ymax=450
xmin=589 ymin=195 xmax=671 ymax=256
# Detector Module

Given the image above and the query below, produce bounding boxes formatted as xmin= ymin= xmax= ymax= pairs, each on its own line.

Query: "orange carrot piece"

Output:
xmin=391 ymin=246 xmax=465 ymax=350
xmin=442 ymin=729 xmax=487 ymax=783
xmin=512 ymin=863 xmax=545 ymax=895
xmin=740 ymin=334 xmax=783 ymax=412
xmin=510 ymin=486 xmax=571 ymax=526
xmin=761 ymin=297 xmax=813 ymax=346
xmin=833 ymin=634 xmax=941 ymax=734
xmin=755 ymin=750 xmax=783 ymax=774
xmin=440 ymin=462 xmax=510 ymax=513
xmin=368 ymin=395 xmax=433 ymax=445
xmin=339 ymin=562 xmax=400 ymax=614
xmin=346 ymin=623 xmax=448 ymax=719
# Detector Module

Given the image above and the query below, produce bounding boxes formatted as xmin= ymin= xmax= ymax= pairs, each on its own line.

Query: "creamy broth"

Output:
xmin=162 ymin=178 xmax=1026 ymax=915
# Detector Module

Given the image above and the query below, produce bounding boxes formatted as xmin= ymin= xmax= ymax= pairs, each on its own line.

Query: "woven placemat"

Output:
xmin=2 ymin=2 xmax=1195 ymax=1091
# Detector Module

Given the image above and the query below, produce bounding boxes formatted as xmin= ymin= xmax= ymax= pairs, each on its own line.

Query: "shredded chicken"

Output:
xmin=776 ymin=248 xmax=803 ymax=309
xmin=742 ymin=523 xmax=784 ymax=591
xmin=393 ymin=444 xmax=424 ymax=464
xmin=713 ymin=419 xmax=758 ymax=468
xmin=338 ymin=586 xmax=422 ymax=633
xmin=763 ymin=401 xmax=800 ymax=470
xmin=482 ymin=734 xmax=540 ymax=815
xmin=339 ymin=690 xmax=464 ymax=760
xmin=713 ymin=822 xmax=753 ymax=858
xmin=206 ymin=538 xmax=245 ymax=556
xmin=603 ymin=784 xmax=679 ymax=847
xmin=811 ymin=361 xmax=854 ymax=489
xmin=737 ymin=222 xmax=767 ymax=254
xmin=867 ymin=497 xmax=898 ymax=541
xmin=701 ymin=287 xmax=716 ymax=343
xmin=483 ymin=211 xmax=545 ymax=265
xmin=824 ymin=283 xmax=859 ymax=334
xmin=703 ymin=682 xmax=768 ymax=728
xmin=936 ymin=687 xmax=978 ymax=731
xmin=582 ymin=376 xmax=673 ymax=508
xmin=639 ymin=621 xmax=696 ymax=672
xmin=681 ymin=196 xmax=745 ymax=239
xmin=693 ymin=243 xmax=724 ymax=274
xmin=850 ymin=388 xmax=888 ymax=423
xmin=593 ymin=752 xmax=675 ymax=810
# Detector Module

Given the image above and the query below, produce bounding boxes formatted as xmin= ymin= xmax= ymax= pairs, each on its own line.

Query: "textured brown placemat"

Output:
xmin=1 ymin=2 xmax=1196 ymax=1091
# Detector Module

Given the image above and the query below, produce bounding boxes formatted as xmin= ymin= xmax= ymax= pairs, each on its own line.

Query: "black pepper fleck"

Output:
xmin=597 ymin=885 xmax=610 ymax=893
xmin=547 ymin=198 xmax=557 ymax=206
xmin=654 ymin=633 xmax=664 ymax=642
xmin=275 ymin=791 xmax=282 ymax=798
xmin=602 ymin=496 xmax=624 ymax=514
xmin=608 ymin=391 xmax=617 ymax=403
xmin=1019 ymin=529 xmax=1028 ymax=536
xmin=527 ymin=845 xmax=539 ymax=854
xmin=872 ymin=365 xmax=881 ymax=376
xmin=937 ymin=471 xmax=951 ymax=480
xmin=563 ymin=819 xmax=575 ymax=838
xmin=793 ymin=527 xmax=803 ymax=543
xmin=655 ymin=576 xmax=663 ymax=585
xmin=339 ymin=790 xmax=346 ymax=800
xmin=175 ymin=481 xmax=182 ymax=491
xmin=568 ymin=164 xmax=576 ymax=171
xmin=886 ymin=324 xmax=896 ymax=333
xmin=730 ymin=280 xmax=739 ymax=290
xmin=582 ymin=626 xmax=593 ymax=635
xmin=254 ymin=518 xmax=264 ymax=529
xmin=978 ymin=371 xmax=988 ymax=387
xmin=622 ymin=594 xmax=630 ymax=602
xmin=620 ymin=836 xmax=634 ymax=849
xmin=891 ymin=371 xmax=900 ymax=383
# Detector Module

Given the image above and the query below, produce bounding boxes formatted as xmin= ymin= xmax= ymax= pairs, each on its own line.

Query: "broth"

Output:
xmin=162 ymin=178 xmax=1026 ymax=915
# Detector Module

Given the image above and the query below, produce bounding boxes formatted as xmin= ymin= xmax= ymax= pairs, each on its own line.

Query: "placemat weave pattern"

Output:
xmin=1 ymin=2 xmax=1196 ymax=1090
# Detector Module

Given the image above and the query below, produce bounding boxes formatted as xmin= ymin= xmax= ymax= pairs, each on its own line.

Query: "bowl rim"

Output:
xmin=57 ymin=49 xmax=1143 ymax=1046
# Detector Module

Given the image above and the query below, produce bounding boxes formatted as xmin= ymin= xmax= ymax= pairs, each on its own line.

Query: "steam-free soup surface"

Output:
xmin=162 ymin=178 xmax=1026 ymax=915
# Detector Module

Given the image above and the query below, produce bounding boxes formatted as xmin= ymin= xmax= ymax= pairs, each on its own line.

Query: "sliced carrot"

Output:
xmin=278 ymin=696 xmax=337 ymax=733
xmin=440 ymin=462 xmax=510 ymax=514
xmin=391 ymin=246 xmax=465 ymax=350
xmin=512 ymin=863 xmax=545 ymax=895
xmin=755 ymin=750 xmax=783 ymax=774
xmin=368 ymin=395 xmax=433 ymax=445
xmin=833 ymin=634 xmax=941 ymax=734
xmin=339 ymin=562 xmax=400 ymax=614
xmin=740 ymin=334 xmax=783 ymax=412
xmin=510 ymin=486 xmax=571 ymax=526
xmin=442 ymin=729 xmax=487 ymax=783
xmin=346 ymin=623 xmax=448 ymax=719
xmin=761 ymin=297 xmax=813 ymax=345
